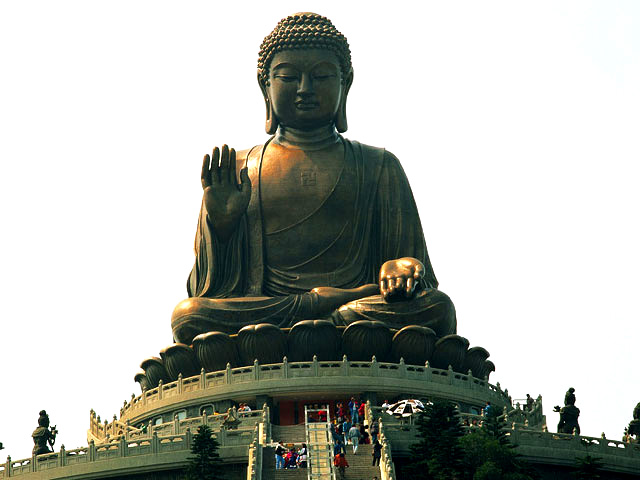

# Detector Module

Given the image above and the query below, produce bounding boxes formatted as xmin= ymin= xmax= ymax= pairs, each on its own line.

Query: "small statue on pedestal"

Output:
xmin=627 ymin=402 xmax=640 ymax=440
xmin=32 ymin=410 xmax=58 ymax=455
xmin=221 ymin=406 xmax=241 ymax=430
xmin=554 ymin=388 xmax=580 ymax=435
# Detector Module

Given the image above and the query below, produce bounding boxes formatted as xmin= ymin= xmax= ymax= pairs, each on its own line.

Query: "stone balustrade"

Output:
xmin=90 ymin=406 xmax=264 ymax=443
xmin=3 ymin=414 xmax=261 ymax=479
xmin=116 ymin=357 xmax=509 ymax=426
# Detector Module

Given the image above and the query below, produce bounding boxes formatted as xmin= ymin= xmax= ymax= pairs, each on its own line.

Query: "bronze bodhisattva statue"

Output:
xmin=171 ymin=13 xmax=457 ymax=345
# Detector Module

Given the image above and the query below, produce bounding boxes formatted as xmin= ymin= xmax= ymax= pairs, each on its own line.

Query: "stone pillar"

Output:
xmin=361 ymin=391 xmax=378 ymax=408
xmin=216 ymin=400 xmax=233 ymax=414
xmin=256 ymin=395 xmax=273 ymax=415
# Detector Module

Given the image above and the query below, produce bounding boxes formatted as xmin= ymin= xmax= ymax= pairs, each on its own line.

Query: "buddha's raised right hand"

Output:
xmin=201 ymin=144 xmax=251 ymax=241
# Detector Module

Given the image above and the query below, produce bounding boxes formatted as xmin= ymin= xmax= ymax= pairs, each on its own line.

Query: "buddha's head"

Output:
xmin=258 ymin=13 xmax=353 ymax=134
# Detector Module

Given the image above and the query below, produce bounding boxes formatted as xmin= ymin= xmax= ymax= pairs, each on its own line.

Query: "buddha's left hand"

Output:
xmin=379 ymin=257 xmax=425 ymax=301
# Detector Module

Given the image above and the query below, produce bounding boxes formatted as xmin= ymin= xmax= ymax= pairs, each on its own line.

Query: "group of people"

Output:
xmin=329 ymin=397 xmax=383 ymax=476
xmin=274 ymin=441 xmax=307 ymax=469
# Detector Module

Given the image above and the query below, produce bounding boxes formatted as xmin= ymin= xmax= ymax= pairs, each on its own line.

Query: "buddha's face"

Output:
xmin=266 ymin=49 xmax=346 ymax=130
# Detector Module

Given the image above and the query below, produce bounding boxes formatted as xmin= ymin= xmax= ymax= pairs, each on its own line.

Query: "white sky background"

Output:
xmin=1 ymin=0 xmax=639 ymax=459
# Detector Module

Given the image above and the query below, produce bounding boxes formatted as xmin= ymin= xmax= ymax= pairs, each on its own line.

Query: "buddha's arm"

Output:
xmin=201 ymin=145 xmax=251 ymax=242
xmin=187 ymin=146 xmax=253 ymax=298
xmin=374 ymin=151 xmax=439 ymax=298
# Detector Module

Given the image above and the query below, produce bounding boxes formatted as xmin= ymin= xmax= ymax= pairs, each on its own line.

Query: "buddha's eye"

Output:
xmin=275 ymin=74 xmax=299 ymax=82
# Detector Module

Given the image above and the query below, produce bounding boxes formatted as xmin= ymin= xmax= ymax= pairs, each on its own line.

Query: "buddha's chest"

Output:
xmin=259 ymin=144 xmax=355 ymax=235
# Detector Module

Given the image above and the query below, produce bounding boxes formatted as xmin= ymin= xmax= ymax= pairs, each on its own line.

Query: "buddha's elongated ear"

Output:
xmin=258 ymin=71 xmax=278 ymax=135
xmin=335 ymin=68 xmax=353 ymax=133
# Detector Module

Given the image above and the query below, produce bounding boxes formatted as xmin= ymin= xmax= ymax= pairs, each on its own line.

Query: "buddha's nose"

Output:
xmin=297 ymin=73 xmax=314 ymax=96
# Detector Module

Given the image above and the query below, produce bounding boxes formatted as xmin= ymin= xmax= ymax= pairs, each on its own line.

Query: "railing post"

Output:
xmin=254 ymin=359 xmax=260 ymax=381
xmin=371 ymin=356 xmax=379 ymax=377
xmin=158 ymin=380 xmax=164 ymax=400
xmin=313 ymin=355 xmax=319 ymax=376
xmin=177 ymin=373 xmax=183 ymax=394
xmin=31 ymin=453 xmax=37 ymax=472
xmin=225 ymin=363 xmax=232 ymax=384
xmin=283 ymin=356 xmax=288 ymax=379
xmin=342 ymin=354 xmax=349 ymax=376
xmin=399 ymin=357 xmax=407 ymax=378
xmin=200 ymin=368 xmax=206 ymax=389
xmin=152 ymin=432 xmax=159 ymax=455
xmin=424 ymin=361 xmax=432 ymax=382
xmin=185 ymin=428 xmax=192 ymax=450
xmin=89 ymin=440 xmax=95 ymax=462
xmin=142 ymin=387 xmax=147 ymax=406
xmin=6 ymin=455 xmax=12 ymax=477
xmin=59 ymin=444 xmax=66 ymax=467
xmin=120 ymin=436 xmax=128 ymax=457
xmin=448 ymin=365 xmax=454 ymax=384
xmin=174 ymin=415 xmax=180 ymax=435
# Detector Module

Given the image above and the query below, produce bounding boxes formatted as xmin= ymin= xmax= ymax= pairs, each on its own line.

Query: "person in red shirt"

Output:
xmin=334 ymin=452 xmax=349 ymax=479
xmin=358 ymin=401 xmax=366 ymax=421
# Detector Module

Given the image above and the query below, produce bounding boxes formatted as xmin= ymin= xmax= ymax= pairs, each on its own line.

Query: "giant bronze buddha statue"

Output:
xmin=170 ymin=13 xmax=457 ymax=347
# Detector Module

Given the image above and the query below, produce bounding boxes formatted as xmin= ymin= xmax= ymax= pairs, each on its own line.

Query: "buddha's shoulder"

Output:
xmin=344 ymin=139 xmax=402 ymax=166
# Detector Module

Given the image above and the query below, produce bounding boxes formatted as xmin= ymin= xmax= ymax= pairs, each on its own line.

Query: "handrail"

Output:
xmin=366 ymin=400 xmax=395 ymax=480
xmin=305 ymin=404 xmax=336 ymax=480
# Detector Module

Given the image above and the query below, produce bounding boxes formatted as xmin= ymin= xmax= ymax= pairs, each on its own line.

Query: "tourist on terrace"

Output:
xmin=342 ymin=417 xmax=352 ymax=445
xmin=348 ymin=423 xmax=361 ymax=454
xmin=372 ymin=439 xmax=382 ymax=466
xmin=370 ymin=420 xmax=379 ymax=443
xmin=275 ymin=441 xmax=285 ymax=469
xmin=349 ymin=398 xmax=360 ymax=425
xmin=284 ymin=447 xmax=298 ymax=468
xmin=334 ymin=452 xmax=349 ymax=479
xmin=298 ymin=443 xmax=308 ymax=468
xmin=526 ymin=394 xmax=534 ymax=411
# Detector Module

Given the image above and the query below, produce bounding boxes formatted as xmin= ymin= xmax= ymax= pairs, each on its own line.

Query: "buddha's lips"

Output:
xmin=295 ymin=102 xmax=319 ymax=110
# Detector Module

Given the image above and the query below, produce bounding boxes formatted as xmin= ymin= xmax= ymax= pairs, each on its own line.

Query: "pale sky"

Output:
xmin=1 ymin=0 xmax=639 ymax=460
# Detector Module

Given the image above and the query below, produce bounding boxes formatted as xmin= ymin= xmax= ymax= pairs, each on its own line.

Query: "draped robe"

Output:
xmin=171 ymin=138 xmax=455 ymax=343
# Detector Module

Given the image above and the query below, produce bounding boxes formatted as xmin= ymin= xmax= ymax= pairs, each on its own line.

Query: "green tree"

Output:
xmin=460 ymin=408 xmax=537 ymax=480
xmin=185 ymin=425 xmax=223 ymax=480
xmin=573 ymin=453 xmax=603 ymax=479
xmin=408 ymin=400 xmax=466 ymax=479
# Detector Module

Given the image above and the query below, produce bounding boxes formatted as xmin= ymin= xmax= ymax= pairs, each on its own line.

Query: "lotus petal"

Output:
xmin=391 ymin=325 xmax=436 ymax=365
xmin=430 ymin=334 xmax=469 ymax=371
xmin=140 ymin=357 xmax=170 ymax=388
xmin=237 ymin=323 xmax=287 ymax=365
xmin=288 ymin=320 xmax=340 ymax=361
xmin=192 ymin=331 xmax=239 ymax=371
xmin=342 ymin=321 xmax=392 ymax=361
xmin=159 ymin=343 xmax=201 ymax=381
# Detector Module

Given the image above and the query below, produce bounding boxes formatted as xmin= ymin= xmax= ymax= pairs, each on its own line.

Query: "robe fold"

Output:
xmin=187 ymin=138 xmax=437 ymax=298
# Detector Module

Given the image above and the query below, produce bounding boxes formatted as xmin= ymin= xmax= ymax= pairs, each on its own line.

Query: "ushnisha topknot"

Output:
xmin=258 ymin=12 xmax=352 ymax=86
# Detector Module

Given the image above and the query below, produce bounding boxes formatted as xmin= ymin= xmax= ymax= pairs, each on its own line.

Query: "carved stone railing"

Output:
xmin=2 ymin=425 xmax=256 ymax=478
xmin=365 ymin=400 xmax=396 ymax=480
xmin=246 ymin=405 xmax=270 ymax=480
xmin=91 ymin=406 xmax=264 ymax=443
xmin=117 ymin=358 xmax=509 ymax=426
xmin=246 ymin=425 xmax=262 ymax=480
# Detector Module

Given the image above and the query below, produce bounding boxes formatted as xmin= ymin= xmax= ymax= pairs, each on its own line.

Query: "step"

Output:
xmin=273 ymin=468 xmax=308 ymax=480
xmin=341 ymin=444 xmax=382 ymax=479
xmin=272 ymin=424 xmax=307 ymax=443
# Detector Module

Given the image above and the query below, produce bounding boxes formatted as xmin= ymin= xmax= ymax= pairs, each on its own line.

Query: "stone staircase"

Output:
xmin=342 ymin=443 xmax=381 ymax=480
xmin=263 ymin=425 xmax=308 ymax=480
xmin=272 ymin=423 xmax=307 ymax=443
xmin=273 ymin=468 xmax=308 ymax=480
